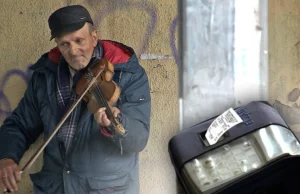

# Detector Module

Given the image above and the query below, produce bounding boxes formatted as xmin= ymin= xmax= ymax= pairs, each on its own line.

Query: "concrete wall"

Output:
xmin=0 ymin=0 xmax=178 ymax=194
xmin=1 ymin=0 xmax=300 ymax=193
xmin=269 ymin=0 xmax=300 ymax=138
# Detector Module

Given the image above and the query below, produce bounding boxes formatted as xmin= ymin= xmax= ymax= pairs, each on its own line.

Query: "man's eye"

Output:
xmin=77 ymin=39 xmax=84 ymax=44
xmin=60 ymin=43 xmax=68 ymax=47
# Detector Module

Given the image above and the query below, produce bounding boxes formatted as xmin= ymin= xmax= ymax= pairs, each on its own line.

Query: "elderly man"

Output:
xmin=0 ymin=5 xmax=150 ymax=194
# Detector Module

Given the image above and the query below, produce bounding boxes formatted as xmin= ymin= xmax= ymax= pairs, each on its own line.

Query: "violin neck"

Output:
xmin=92 ymin=87 xmax=116 ymax=121
xmin=92 ymin=87 xmax=127 ymax=136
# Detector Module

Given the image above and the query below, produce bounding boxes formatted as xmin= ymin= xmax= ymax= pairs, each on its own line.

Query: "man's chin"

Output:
xmin=70 ymin=62 xmax=88 ymax=71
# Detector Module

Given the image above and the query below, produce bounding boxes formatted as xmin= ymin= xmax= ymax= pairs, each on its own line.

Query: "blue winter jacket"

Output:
xmin=0 ymin=40 xmax=151 ymax=194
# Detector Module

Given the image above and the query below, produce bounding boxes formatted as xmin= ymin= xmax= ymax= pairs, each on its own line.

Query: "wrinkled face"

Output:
xmin=55 ymin=23 xmax=98 ymax=71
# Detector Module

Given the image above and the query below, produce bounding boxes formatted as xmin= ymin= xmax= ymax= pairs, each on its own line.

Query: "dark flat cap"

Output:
xmin=48 ymin=5 xmax=93 ymax=40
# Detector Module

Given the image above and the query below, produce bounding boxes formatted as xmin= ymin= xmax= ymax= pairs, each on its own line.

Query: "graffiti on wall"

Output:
xmin=0 ymin=67 xmax=31 ymax=123
xmin=0 ymin=1 xmax=178 ymax=123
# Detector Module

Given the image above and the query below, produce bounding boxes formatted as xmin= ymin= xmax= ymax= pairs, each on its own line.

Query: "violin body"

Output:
xmin=76 ymin=58 xmax=126 ymax=136
xmin=76 ymin=59 xmax=120 ymax=107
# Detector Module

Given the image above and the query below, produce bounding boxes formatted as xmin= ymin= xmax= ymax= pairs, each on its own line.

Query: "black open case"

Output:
xmin=169 ymin=101 xmax=300 ymax=194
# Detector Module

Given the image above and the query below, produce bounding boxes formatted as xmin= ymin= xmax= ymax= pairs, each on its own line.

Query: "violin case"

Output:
xmin=168 ymin=101 xmax=300 ymax=194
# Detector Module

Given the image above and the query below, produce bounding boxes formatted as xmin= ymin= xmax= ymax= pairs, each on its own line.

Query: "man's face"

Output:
xmin=55 ymin=23 xmax=98 ymax=70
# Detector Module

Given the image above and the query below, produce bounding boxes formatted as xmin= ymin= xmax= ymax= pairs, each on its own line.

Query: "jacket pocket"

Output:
xmin=87 ymin=174 xmax=132 ymax=194
xmin=124 ymin=93 xmax=148 ymax=103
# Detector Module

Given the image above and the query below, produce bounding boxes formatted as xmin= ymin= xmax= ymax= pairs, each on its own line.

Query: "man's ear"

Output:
xmin=92 ymin=30 xmax=98 ymax=47
xmin=54 ymin=38 xmax=61 ymax=52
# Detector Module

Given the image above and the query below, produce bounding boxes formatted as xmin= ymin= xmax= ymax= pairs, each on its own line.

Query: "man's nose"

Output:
xmin=69 ymin=44 xmax=77 ymax=56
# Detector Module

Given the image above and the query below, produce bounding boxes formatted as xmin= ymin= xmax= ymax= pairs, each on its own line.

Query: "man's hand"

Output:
xmin=0 ymin=159 xmax=21 ymax=192
xmin=94 ymin=107 xmax=120 ymax=127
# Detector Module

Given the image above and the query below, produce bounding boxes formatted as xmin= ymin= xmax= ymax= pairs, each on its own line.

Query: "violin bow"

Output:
xmin=2 ymin=67 xmax=103 ymax=194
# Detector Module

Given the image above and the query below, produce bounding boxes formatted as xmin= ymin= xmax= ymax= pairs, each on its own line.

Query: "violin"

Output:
xmin=2 ymin=58 xmax=126 ymax=193
xmin=76 ymin=58 xmax=127 ymax=136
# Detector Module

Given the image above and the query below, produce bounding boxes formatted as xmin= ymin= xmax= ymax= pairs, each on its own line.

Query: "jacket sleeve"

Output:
xmin=0 ymin=72 xmax=43 ymax=163
xmin=106 ymin=66 xmax=151 ymax=153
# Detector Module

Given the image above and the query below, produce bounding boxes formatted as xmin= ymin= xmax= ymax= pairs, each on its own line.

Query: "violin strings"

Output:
xmin=93 ymin=84 xmax=116 ymax=123
xmin=86 ymin=67 xmax=117 ymax=125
